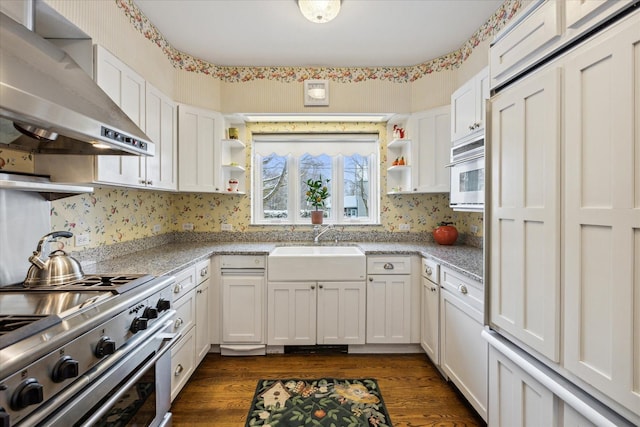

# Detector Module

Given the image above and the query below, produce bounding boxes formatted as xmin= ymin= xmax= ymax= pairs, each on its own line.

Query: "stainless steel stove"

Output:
xmin=0 ymin=274 xmax=178 ymax=427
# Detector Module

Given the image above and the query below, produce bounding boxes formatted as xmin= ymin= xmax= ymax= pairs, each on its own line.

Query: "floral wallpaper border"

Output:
xmin=116 ymin=0 xmax=522 ymax=83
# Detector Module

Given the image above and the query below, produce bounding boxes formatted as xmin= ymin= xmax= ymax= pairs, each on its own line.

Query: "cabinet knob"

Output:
xmin=426 ymin=267 xmax=432 ymax=276
xmin=468 ymin=124 xmax=475 ymax=131
xmin=173 ymin=284 xmax=183 ymax=294
xmin=311 ymin=285 xmax=315 ymax=290
xmin=174 ymin=317 xmax=184 ymax=329
xmin=319 ymin=284 xmax=323 ymax=289
xmin=200 ymin=268 xmax=208 ymax=277
xmin=458 ymin=284 xmax=468 ymax=294
xmin=174 ymin=364 xmax=184 ymax=377
xmin=369 ymin=277 xmax=373 ymax=282
xmin=383 ymin=263 xmax=394 ymax=270
xmin=147 ymin=180 xmax=153 ymax=185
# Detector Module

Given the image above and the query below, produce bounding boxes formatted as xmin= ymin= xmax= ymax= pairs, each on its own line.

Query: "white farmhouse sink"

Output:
xmin=268 ymin=246 xmax=366 ymax=281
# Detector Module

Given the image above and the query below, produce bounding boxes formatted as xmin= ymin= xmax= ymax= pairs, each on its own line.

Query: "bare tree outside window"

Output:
xmin=262 ymin=154 xmax=288 ymax=218
xmin=344 ymin=154 xmax=369 ymax=218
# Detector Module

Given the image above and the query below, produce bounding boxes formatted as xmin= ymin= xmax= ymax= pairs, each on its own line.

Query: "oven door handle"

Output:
xmin=445 ymin=152 xmax=484 ymax=167
xmin=78 ymin=322 xmax=182 ymax=427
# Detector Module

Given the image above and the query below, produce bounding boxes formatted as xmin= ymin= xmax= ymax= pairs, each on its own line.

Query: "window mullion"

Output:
xmin=289 ymin=155 xmax=301 ymax=223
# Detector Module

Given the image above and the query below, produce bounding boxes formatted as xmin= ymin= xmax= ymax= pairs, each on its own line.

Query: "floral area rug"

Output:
xmin=245 ymin=378 xmax=392 ymax=427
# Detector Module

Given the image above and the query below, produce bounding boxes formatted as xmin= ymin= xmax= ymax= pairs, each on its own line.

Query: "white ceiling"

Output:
xmin=133 ymin=0 xmax=504 ymax=68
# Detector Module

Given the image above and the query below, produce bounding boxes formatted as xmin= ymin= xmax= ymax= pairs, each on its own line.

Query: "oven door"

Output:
xmin=449 ymin=155 xmax=484 ymax=211
xmin=33 ymin=316 xmax=179 ymax=427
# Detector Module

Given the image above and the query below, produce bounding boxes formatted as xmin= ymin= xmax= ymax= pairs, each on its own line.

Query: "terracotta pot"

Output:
xmin=311 ymin=210 xmax=323 ymax=225
xmin=433 ymin=223 xmax=458 ymax=245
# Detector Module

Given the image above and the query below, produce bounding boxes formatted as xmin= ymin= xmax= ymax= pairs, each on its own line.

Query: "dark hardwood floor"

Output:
xmin=170 ymin=352 xmax=485 ymax=426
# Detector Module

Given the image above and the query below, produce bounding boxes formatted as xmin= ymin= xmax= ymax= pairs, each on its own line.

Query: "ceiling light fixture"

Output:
xmin=298 ymin=0 xmax=341 ymax=24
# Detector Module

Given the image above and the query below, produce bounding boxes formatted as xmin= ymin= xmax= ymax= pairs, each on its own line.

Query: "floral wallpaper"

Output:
xmin=115 ymin=0 xmax=523 ymax=83
xmin=0 ymin=148 xmax=34 ymax=173
xmin=48 ymin=121 xmax=483 ymax=251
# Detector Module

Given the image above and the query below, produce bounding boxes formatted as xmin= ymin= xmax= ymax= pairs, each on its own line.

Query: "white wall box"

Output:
xmin=405 ymin=106 xmax=451 ymax=193
xmin=450 ymin=67 xmax=489 ymax=145
xmin=366 ymin=256 xmax=412 ymax=344
xmin=440 ymin=266 xmax=486 ymax=421
xmin=490 ymin=0 xmax=635 ymax=89
xmin=267 ymin=281 xmax=366 ymax=346
xmin=489 ymin=66 xmax=561 ymax=362
xmin=420 ymin=258 xmax=440 ymax=365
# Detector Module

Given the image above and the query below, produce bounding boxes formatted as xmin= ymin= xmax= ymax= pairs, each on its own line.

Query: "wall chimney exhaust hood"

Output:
xmin=0 ymin=12 xmax=154 ymax=156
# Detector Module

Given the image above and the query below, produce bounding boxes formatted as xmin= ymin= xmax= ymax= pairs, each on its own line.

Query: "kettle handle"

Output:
xmin=29 ymin=231 xmax=74 ymax=269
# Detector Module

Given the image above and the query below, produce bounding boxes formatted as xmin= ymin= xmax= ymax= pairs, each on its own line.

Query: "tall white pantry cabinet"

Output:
xmin=489 ymin=7 xmax=640 ymax=424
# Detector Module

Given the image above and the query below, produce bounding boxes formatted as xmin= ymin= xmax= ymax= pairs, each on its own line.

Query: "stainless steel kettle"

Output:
xmin=24 ymin=231 xmax=84 ymax=287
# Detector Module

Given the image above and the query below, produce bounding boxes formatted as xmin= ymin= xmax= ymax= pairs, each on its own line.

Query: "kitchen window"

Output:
xmin=252 ymin=134 xmax=379 ymax=225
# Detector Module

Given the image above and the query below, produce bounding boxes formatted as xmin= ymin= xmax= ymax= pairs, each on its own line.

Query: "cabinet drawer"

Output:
xmin=172 ymin=266 xmax=196 ymax=301
xmin=170 ymin=327 xmax=195 ymax=402
xmin=173 ymin=289 xmax=195 ymax=336
xmin=490 ymin=0 xmax=562 ymax=88
xmin=367 ymin=256 xmax=411 ymax=274
xmin=441 ymin=267 xmax=483 ymax=312
xmin=422 ymin=258 xmax=440 ymax=284
xmin=195 ymin=259 xmax=210 ymax=284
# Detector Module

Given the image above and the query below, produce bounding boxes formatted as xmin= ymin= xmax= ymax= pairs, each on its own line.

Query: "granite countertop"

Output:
xmin=83 ymin=241 xmax=483 ymax=284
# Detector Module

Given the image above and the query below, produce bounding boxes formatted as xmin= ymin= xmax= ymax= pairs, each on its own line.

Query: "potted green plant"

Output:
xmin=305 ymin=175 xmax=330 ymax=224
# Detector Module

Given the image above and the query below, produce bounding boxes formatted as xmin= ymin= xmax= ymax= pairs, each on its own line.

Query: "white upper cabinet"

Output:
xmin=94 ymin=45 xmax=146 ymax=187
xmin=451 ymin=67 xmax=489 ymax=145
xmin=37 ymin=46 xmax=178 ymax=190
xmin=177 ymin=104 xmax=224 ymax=192
xmin=406 ymin=106 xmax=451 ymax=193
xmin=490 ymin=0 xmax=635 ymax=89
xmin=145 ymin=83 xmax=177 ymax=190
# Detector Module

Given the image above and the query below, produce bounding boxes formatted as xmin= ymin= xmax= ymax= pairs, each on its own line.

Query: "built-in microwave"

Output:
xmin=449 ymin=137 xmax=484 ymax=211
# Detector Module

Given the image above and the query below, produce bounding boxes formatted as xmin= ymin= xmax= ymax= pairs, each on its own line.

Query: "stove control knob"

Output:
xmin=130 ymin=317 xmax=148 ymax=334
xmin=11 ymin=378 xmax=43 ymax=410
xmin=95 ymin=336 xmax=116 ymax=358
xmin=52 ymin=356 xmax=79 ymax=383
xmin=156 ymin=298 xmax=171 ymax=312
xmin=143 ymin=306 xmax=158 ymax=319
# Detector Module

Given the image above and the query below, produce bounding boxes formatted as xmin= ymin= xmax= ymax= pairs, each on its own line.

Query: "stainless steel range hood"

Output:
xmin=0 ymin=12 xmax=154 ymax=156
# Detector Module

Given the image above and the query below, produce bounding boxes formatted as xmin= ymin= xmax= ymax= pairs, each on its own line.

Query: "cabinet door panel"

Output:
xmin=451 ymin=78 xmax=476 ymax=142
xmin=178 ymin=105 xmax=223 ymax=192
xmin=563 ymin=13 xmax=640 ymax=415
xmin=489 ymin=66 xmax=561 ymax=362
xmin=145 ymin=83 xmax=177 ymax=190
xmin=267 ymin=282 xmax=316 ymax=345
xmin=94 ymin=45 xmax=145 ymax=186
xmin=195 ymin=281 xmax=210 ymax=363
xmin=317 ymin=281 xmax=365 ymax=345
xmin=420 ymin=279 xmax=439 ymax=364
xmin=366 ymin=275 xmax=411 ymax=344
xmin=441 ymin=288 xmax=487 ymax=420
xmin=222 ymin=275 xmax=263 ymax=343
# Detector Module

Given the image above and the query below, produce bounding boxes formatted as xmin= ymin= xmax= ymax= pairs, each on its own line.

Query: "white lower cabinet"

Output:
xmin=267 ymin=281 xmax=365 ymax=346
xmin=420 ymin=258 xmax=440 ymax=365
xmin=440 ymin=267 xmax=487 ymax=421
xmin=170 ymin=326 xmax=195 ymax=402
xmin=222 ymin=274 xmax=264 ymax=344
xmin=194 ymin=259 xmax=211 ymax=364
xmin=489 ymin=345 xmax=555 ymax=426
xmin=169 ymin=259 xmax=210 ymax=401
xmin=366 ymin=256 xmax=412 ymax=344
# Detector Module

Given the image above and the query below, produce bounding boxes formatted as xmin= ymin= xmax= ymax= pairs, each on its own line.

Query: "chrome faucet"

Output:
xmin=313 ymin=224 xmax=333 ymax=244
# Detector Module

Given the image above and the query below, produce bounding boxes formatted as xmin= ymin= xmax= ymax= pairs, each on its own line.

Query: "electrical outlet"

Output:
xmin=221 ymin=224 xmax=233 ymax=231
xmin=75 ymin=234 xmax=90 ymax=246
xmin=182 ymin=223 xmax=194 ymax=231
xmin=399 ymin=223 xmax=410 ymax=231
xmin=470 ymin=225 xmax=479 ymax=234
xmin=153 ymin=224 xmax=162 ymax=233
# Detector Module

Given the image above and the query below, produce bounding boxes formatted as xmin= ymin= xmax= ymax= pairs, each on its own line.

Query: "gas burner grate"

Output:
xmin=1 ymin=274 xmax=155 ymax=293
xmin=0 ymin=314 xmax=62 ymax=350
xmin=67 ymin=275 xmax=148 ymax=289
